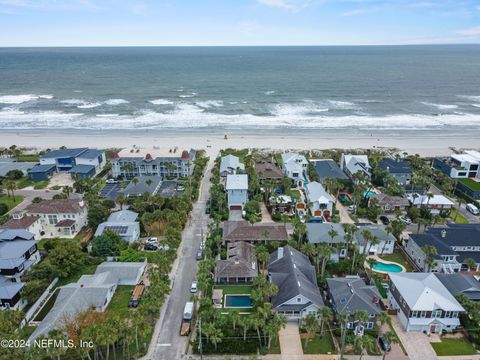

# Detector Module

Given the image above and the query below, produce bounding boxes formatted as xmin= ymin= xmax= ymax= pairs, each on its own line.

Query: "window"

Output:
xmin=433 ymin=310 xmax=442 ymax=318
xmin=48 ymin=215 xmax=58 ymax=225
xmin=452 ymin=312 xmax=459 ymax=318
xmin=444 ymin=311 xmax=451 ymax=318
xmin=297 ymin=297 xmax=301 ymax=303
xmin=411 ymin=311 xmax=418 ymax=318
xmin=364 ymin=322 xmax=374 ymax=329
xmin=420 ymin=311 xmax=427 ymax=318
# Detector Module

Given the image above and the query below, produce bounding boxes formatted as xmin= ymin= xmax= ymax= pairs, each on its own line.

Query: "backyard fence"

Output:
xmin=20 ymin=277 xmax=58 ymax=329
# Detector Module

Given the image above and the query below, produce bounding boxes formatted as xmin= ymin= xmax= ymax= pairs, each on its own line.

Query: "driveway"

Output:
xmin=260 ymin=202 xmax=274 ymax=223
xmin=336 ymin=202 xmax=354 ymax=224
xmin=143 ymin=159 xmax=213 ymax=360
xmin=279 ymin=322 xmax=304 ymax=360
xmin=390 ymin=315 xmax=437 ymax=360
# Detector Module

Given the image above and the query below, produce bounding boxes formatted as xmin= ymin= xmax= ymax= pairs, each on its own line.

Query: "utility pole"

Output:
xmin=340 ymin=321 xmax=346 ymax=360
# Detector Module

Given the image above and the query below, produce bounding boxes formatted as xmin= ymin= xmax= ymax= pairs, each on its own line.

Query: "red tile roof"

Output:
xmin=26 ymin=199 xmax=85 ymax=214
xmin=1 ymin=216 xmax=40 ymax=230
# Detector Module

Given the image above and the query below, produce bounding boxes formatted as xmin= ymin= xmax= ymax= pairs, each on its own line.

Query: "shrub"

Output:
xmin=6 ymin=169 xmax=23 ymax=180
xmin=0 ymin=203 xmax=8 ymax=216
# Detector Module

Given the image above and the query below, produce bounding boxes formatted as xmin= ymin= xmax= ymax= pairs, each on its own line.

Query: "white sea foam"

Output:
xmin=104 ymin=99 xmax=129 ymax=105
xmin=272 ymin=103 xmax=329 ymax=116
xmin=0 ymin=108 xmax=479 ymax=130
xmin=0 ymin=94 xmax=52 ymax=104
xmin=96 ymin=114 xmax=119 ymax=117
xmin=77 ymin=102 xmax=102 ymax=109
xmin=458 ymin=95 xmax=480 ymax=102
xmin=61 ymin=99 xmax=85 ymax=105
xmin=196 ymin=100 xmax=224 ymax=108
xmin=328 ymin=100 xmax=359 ymax=109
xmin=178 ymin=92 xmax=197 ymax=98
xmin=149 ymin=99 xmax=174 ymax=105
xmin=265 ymin=90 xmax=276 ymax=95
xmin=421 ymin=102 xmax=459 ymax=110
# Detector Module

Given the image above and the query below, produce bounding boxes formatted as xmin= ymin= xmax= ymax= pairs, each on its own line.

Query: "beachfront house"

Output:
xmin=405 ymin=224 xmax=480 ymax=273
xmin=281 ymin=152 xmax=309 ymax=188
xmin=407 ymin=194 xmax=454 ymax=214
xmin=24 ymin=199 xmax=88 ymax=239
xmin=388 ymin=272 xmax=464 ymax=334
xmin=254 ymin=159 xmax=284 ymax=184
xmin=433 ymin=150 xmax=480 ymax=179
xmin=268 ymin=245 xmax=324 ymax=319
xmin=220 ymin=155 xmax=245 ymax=178
xmin=305 ymin=181 xmax=335 ymax=220
xmin=326 ymin=276 xmax=382 ymax=330
xmin=214 ymin=241 xmax=257 ymax=285
xmin=310 ymin=159 xmax=348 ymax=182
xmin=29 ymin=147 xmax=106 ymax=180
xmin=378 ymin=158 xmax=412 ymax=187
xmin=340 ymin=154 xmax=372 ymax=181
xmin=29 ymin=261 xmax=146 ymax=341
xmin=226 ymin=174 xmax=248 ymax=211
xmin=110 ymin=147 xmax=195 ymax=179
xmin=94 ymin=210 xmax=140 ymax=243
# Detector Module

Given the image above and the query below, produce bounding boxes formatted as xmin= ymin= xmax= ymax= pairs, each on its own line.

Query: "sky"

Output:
xmin=0 ymin=0 xmax=480 ymax=46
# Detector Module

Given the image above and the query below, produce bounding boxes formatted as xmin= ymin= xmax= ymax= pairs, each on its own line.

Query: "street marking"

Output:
xmin=157 ymin=343 xmax=172 ymax=347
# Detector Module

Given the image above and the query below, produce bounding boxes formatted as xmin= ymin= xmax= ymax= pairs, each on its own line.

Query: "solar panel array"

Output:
xmin=105 ymin=225 xmax=128 ymax=235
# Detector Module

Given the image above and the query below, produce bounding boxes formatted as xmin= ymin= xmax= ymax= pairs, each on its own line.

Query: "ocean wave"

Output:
xmin=458 ymin=95 xmax=480 ymax=102
xmin=265 ymin=91 xmax=276 ymax=95
xmin=0 ymin=94 xmax=52 ymax=104
xmin=77 ymin=102 xmax=102 ymax=109
xmin=178 ymin=92 xmax=197 ymax=98
xmin=196 ymin=100 xmax=224 ymax=108
xmin=96 ymin=114 xmax=120 ymax=117
xmin=1 ymin=108 xmax=479 ymax=130
xmin=104 ymin=99 xmax=129 ymax=105
xmin=327 ymin=100 xmax=359 ymax=109
xmin=272 ymin=103 xmax=329 ymax=116
xmin=149 ymin=99 xmax=174 ymax=105
xmin=421 ymin=102 xmax=459 ymax=110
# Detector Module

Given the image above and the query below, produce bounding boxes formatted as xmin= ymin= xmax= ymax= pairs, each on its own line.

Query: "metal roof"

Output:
xmin=312 ymin=159 xmax=348 ymax=181
xmin=69 ymin=164 xmax=96 ymax=174
xmin=40 ymin=148 xmax=87 ymax=159
xmin=28 ymin=164 xmax=56 ymax=173
xmin=226 ymin=174 xmax=248 ymax=190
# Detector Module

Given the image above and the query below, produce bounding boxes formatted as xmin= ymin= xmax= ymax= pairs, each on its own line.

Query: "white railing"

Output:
xmin=20 ymin=277 xmax=58 ymax=329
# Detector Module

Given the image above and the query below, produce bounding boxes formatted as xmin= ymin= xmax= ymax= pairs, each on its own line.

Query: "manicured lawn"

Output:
xmin=269 ymin=339 xmax=281 ymax=354
xmin=0 ymin=194 xmax=24 ymax=211
xmin=431 ymin=338 xmax=477 ymax=356
xmin=16 ymin=177 xmax=48 ymax=189
xmin=107 ymin=286 xmax=135 ymax=317
xmin=214 ymin=285 xmax=253 ymax=294
xmin=301 ymin=334 xmax=337 ymax=354
xmin=459 ymin=178 xmax=480 ymax=191
xmin=380 ymin=252 xmax=414 ymax=272
xmin=16 ymin=154 xmax=39 ymax=162
xmin=450 ymin=209 xmax=469 ymax=224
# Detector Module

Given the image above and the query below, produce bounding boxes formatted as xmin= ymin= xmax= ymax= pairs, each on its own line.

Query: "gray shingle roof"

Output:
xmin=354 ymin=225 xmax=396 ymax=247
xmin=214 ymin=242 xmax=258 ymax=279
xmin=312 ymin=160 xmax=348 ymax=181
xmin=223 ymin=221 xmax=289 ymax=242
xmin=306 ymin=223 xmax=346 ymax=244
xmin=0 ymin=229 xmax=35 ymax=241
xmin=268 ymin=245 xmax=324 ymax=309
xmin=379 ymin=158 xmax=412 ymax=174
xmin=327 ymin=277 xmax=382 ymax=316
xmin=0 ymin=240 xmax=37 ymax=269
xmin=435 ymin=273 xmax=480 ymax=301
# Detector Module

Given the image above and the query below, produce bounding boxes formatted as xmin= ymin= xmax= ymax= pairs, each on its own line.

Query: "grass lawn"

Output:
xmin=269 ymin=339 xmax=281 ymax=354
xmin=107 ymin=286 xmax=135 ymax=318
xmin=286 ymin=188 xmax=302 ymax=201
xmin=16 ymin=154 xmax=39 ymax=162
xmin=33 ymin=289 xmax=59 ymax=321
xmin=16 ymin=177 xmax=49 ymax=189
xmin=301 ymin=334 xmax=337 ymax=354
xmin=214 ymin=285 xmax=253 ymax=294
xmin=55 ymin=262 xmax=99 ymax=287
xmin=0 ymin=194 xmax=24 ymax=211
xmin=431 ymin=338 xmax=476 ymax=356
xmin=380 ymin=252 xmax=414 ymax=272
xmin=450 ymin=209 xmax=469 ymax=224
xmin=458 ymin=178 xmax=480 ymax=191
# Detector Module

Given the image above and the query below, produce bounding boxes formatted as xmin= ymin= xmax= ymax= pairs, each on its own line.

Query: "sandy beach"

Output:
xmin=1 ymin=128 xmax=479 ymax=157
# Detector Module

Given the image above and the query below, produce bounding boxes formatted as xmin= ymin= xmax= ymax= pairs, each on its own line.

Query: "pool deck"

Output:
xmin=365 ymin=255 xmax=407 ymax=274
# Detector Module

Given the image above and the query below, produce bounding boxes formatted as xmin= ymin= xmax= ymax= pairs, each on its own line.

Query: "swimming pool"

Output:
xmin=372 ymin=261 xmax=403 ymax=273
xmin=364 ymin=191 xmax=376 ymax=197
xmin=224 ymin=294 xmax=253 ymax=308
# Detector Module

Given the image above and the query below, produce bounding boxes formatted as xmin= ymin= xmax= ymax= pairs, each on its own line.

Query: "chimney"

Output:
xmin=278 ymin=247 xmax=284 ymax=260
xmin=441 ymin=229 xmax=447 ymax=238
xmin=79 ymin=200 xmax=85 ymax=207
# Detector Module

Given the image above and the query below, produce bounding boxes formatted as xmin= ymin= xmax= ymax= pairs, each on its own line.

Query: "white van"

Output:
xmin=466 ymin=203 xmax=479 ymax=215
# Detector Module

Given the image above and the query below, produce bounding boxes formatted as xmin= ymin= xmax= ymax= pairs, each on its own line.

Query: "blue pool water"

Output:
xmin=372 ymin=261 xmax=403 ymax=273
xmin=364 ymin=191 xmax=376 ymax=197
xmin=225 ymin=295 xmax=253 ymax=308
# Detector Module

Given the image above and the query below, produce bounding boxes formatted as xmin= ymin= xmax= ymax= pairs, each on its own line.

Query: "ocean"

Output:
xmin=1 ymin=45 xmax=480 ymax=131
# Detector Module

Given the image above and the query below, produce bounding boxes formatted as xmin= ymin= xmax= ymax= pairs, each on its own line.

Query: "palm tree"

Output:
xmin=328 ymin=228 xmax=339 ymax=246
xmin=361 ymin=229 xmax=373 ymax=255
xmin=62 ymin=185 xmax=73 ymax=198
xmin=120 ymin=162 xmax=135 ymax=180
xmin=145 ymin=178 xmax=153 ymax=187
xmin=116 ymin=194 xmax=126 ymax=210
xmin=209 ymin=326 xmax=223 ymax=350
xmin=357 ymin=335 xmax=376 ymax=360
xmin=131 ymin=177 xmax=139 ymax=186
xmin=318 ymin=243 xmax=334 ymax=277
xmin=318 ymin=306 xmax=333 ymax=336
xmin=255 ymin=245 xmax=270 ymax=272
xmin=422 ymin=244 xmax=438 ymax=272
xmin=464 ymin=258 xmax=477 ymax=272
xmin=382 ymin=331 xmax=398 ymax=360
xmin=338 ymin=312 xmax=350 ymax=360
xmin=301 ymin=242 xmax=318 ymax=269
xmin=4 ymin=180 xmax=17 ymax=200
xmin=350 ymin=243 xmax=360 ymax=274
xmin=230 ymin=309 xmax=241 ymax=330
xmin=303 ymin=313 xmax=320 ymax=349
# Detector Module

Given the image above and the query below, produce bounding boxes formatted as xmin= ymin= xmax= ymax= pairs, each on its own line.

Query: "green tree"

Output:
xmin=318 ymin=306 xmax=333 ymax=336
xmin=303 ymin=313 xmax=320 ymax=349
xmin=422 ymin=244 xmax=438 ymax=272
xmin=91 ymin=229 xmax=128 ymax=257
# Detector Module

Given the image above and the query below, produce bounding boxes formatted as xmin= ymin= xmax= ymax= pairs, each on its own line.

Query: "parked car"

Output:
xmin=106 ymin=178 xmax=118 ymax=184
xmin=399 ymin=215 xmax=412 ymax=224
xmin=378 ymin=336 xmax=391 ymax=352
xmin=379 ymin=215 xmax=390 ymax=225
xmin=205 ymin=205 xmax=210 ymax=214
xmin=196 ymin=249 xmax=204 ymax=260
xmin=347 ymin=205 xmax=356 ymax=212
xmin=190 ymin=280 xmax=198 ymax=293
xmin=144 ymin=244 xmax=158 ymax=251
xmin=466 ymin=203 xmax=479 ymax=215
xmin=146 ymin=237 xmax=158 ymax=244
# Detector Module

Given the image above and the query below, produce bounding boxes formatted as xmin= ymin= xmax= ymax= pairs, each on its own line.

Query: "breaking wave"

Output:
xmin=0 ymin=94 xmax=53 ymax=104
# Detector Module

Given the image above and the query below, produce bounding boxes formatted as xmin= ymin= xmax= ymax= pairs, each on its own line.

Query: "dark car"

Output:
xmin=196 ymin=249 xmax=204 ymax=261
xmin=379 ymin=215 xmax=390 ymax=225
xmin=144 ymin=244 xmax=158 ymax=251
xmin=205 ymin=205 xmax=210 ymax=214
xmin=378 ymin=336 xmax=391 ymax=352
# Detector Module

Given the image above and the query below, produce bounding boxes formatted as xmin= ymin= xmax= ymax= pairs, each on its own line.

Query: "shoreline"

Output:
xmin=2 ymin=128 xmax=480 ymax=157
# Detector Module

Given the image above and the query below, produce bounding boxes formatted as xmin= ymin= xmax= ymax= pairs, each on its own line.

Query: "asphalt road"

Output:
xmin=145 ymin=158 xmax=213 ymax=360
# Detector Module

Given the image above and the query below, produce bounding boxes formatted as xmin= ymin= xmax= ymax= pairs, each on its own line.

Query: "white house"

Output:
xmin=220 ymin=155 xmax=245 ymax=177
xmin=340 ymin=154 xmax=371 ymax=181
xmin=305 ymin=181 xmax=335 ymax=220
xmin=24 ymin=199 xmax=88 ymax=239
xmin=226 ymin=174 xmax=248 ymax=211
xmin=354 ymin=225 xmax=396 ymax=255
xmin=1 ymin=215 xmax=43 ymax=240
xmin=94 ymin=210 xmax=140 ymax=243
xmin=268 ymin=246 xmax=324 ymax=319
xmin=388 ymin=273 xmax=464 ymax=334
xmin=281 ymin=153 xmax=308 ymax=187
xmin=407 ymin=194 xmax=455 ymax=214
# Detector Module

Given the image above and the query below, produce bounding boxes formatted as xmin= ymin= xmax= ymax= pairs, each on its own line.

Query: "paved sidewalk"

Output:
xmin=260 ymin=202 xmax=274 ymax=223
xmin=279 ymin=322 xmax=304 ymax=360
